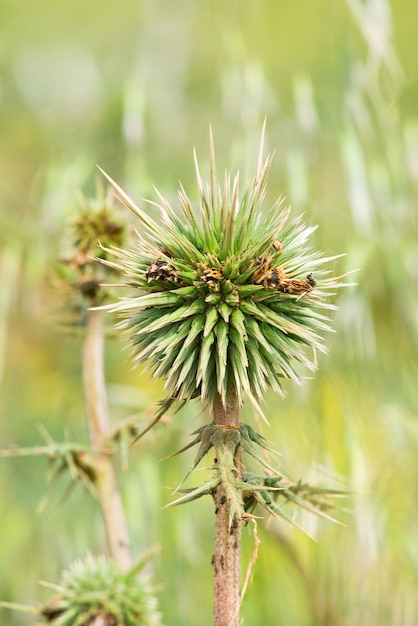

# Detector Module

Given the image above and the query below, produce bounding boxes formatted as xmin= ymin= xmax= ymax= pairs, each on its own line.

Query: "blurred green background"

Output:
xmin=1 ymin=0 xmax=418 ymax=624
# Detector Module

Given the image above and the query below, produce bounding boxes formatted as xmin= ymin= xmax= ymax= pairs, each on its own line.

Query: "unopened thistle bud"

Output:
xmin=40 ymin=554 xmax=161 ymax=626
xmin=58 ymin=185 xmax=128 ymax=310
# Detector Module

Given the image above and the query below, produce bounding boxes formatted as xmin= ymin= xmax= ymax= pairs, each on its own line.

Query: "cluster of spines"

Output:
xmin=99 ymin=131 xmax=342 ymax=414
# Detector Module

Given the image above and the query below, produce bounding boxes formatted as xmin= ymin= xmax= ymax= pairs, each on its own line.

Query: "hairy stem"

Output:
xmin=212 ymin=393 xmax=241 ymax=626
xmin=83 ymin=308 xmax=132 ymax=569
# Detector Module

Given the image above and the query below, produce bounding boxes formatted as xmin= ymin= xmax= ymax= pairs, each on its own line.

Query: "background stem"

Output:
xmin=212 ymin=394 xmax=241 ymax=626
xmin=83 ymin=308 xmax=132 ymax=569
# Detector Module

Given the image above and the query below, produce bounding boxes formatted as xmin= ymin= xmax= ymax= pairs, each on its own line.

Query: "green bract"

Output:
xmin=101 ymin=132 xmax=342 ymax=417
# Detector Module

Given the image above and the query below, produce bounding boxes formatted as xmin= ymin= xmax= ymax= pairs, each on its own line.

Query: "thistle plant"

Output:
xmin=99 ymin=127 xmax=345 ymax=626
xmin=59 ymin=186 xmax=134 ymax=569
xmin=1 ymin=187 xmax=163 ymax=624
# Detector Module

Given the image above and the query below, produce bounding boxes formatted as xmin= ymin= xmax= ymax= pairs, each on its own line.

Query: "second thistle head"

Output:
xmin=55 ymin=183 xmax=128 ymax=323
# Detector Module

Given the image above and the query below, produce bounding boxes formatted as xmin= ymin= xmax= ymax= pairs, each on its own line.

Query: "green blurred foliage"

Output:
xmin=1 ymin=0 xmax=418 ymax=624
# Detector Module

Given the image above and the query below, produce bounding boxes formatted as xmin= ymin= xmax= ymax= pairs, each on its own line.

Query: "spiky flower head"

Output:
xmin=57 ymin=184 xmax=128 ymax=308
xmin=40 ymin=554 xmax=161 ymax=625
xmin=101 ymin=129 xmax=342 ymax=417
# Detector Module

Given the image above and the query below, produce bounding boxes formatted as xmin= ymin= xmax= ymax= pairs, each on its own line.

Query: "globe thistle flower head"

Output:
xmin=40 ymin=554 xmax=161 ymax=625
xmin=71 ymin=192 xmax=126 ymax=270
xmin=58 ymin=185 xmax=128 ymax=308
xmin=101 ymin=130 xmax=342 ymax=417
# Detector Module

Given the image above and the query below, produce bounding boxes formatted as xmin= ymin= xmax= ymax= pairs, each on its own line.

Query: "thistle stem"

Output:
xmin=212 ymin=393 xmax=241 ymax=626
xmin=83 ymin=308 xmax=132 ymax=569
